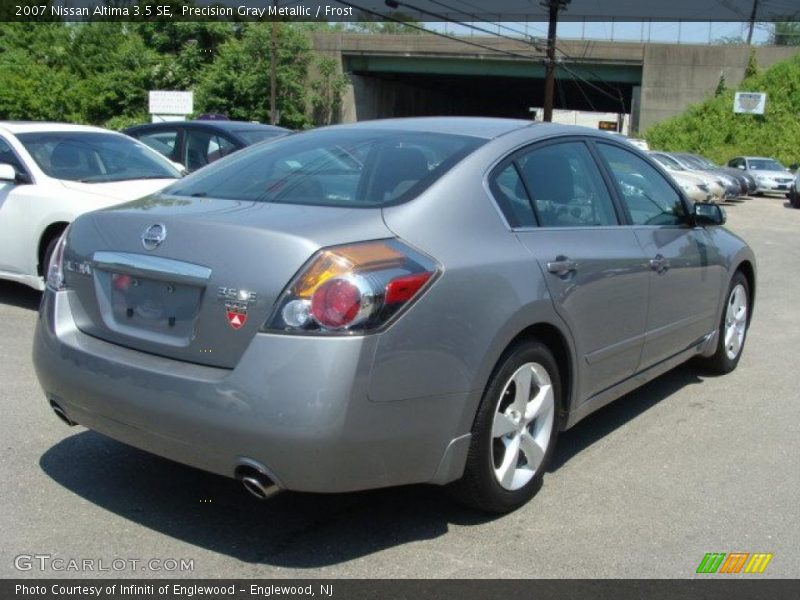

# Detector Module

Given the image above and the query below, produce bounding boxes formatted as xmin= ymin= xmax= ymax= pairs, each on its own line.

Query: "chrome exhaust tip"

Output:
xmin=235 ymin=465 xmax=280 ymax=500
xmin=49 ymin=400 xmax=76 ymax=426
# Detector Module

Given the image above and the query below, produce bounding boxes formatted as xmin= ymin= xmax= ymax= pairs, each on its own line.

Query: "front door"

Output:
xmin=595 ymin=142 xmax=723 ymax=369
xmin=492 ymin=139 xmax=651 ymax=400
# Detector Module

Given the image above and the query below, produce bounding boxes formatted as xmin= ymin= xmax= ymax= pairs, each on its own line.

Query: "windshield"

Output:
xmin=236 ymin=129 xmax=288 ymax=145
xmin=165 ymin=129 xmax=484 ymax=207
xmin=748 ymin=158 xmax=786 ymax=171
xmin=17 ymin=131 xmax=180 ymax=183
xmin=692 ymin=155 xmax=718 ymax=168
xmin=652 ymin=154 xmax=684 ymax=170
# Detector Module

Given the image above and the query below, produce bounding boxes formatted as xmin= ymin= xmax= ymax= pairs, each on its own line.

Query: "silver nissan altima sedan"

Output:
xmin=33 ymin=118 xmax=755 ymax=513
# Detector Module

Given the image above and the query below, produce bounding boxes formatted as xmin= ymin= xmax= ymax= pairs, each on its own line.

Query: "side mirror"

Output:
xmin=736 ymin=164 xmax=746 ymax=170
xmin=693 ymin=202 xmax=726 ymax=226
xmin=0 ymin=163 xmax=16 ymax=182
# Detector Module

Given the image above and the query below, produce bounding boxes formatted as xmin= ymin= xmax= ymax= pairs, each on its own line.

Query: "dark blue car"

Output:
xmin=124 ymin=120 xmax=290 ymax=173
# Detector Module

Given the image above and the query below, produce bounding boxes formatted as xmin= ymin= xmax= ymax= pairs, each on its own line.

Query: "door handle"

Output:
xmin=649 ymin=254 xmax=670 ymax=273
xmin=547 ymin=257 xmax=577 ymax=277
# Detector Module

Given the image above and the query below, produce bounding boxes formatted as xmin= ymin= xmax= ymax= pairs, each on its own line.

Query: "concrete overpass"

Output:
xmin=311 ymin=33 xmax=798 ymax=132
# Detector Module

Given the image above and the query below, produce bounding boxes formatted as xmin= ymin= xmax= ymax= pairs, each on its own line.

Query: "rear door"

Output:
xmin=494 ymin=139 xmax=650 ymax=400
xmin=594 ymin=142 xmax=723 ymax=369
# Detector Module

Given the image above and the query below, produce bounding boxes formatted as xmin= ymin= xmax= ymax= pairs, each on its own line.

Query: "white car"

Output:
xmin=727 ymin=156 xmax=794 ymax=196
xmin=649 ymin=152 xmax=723 ymax=202
xmin=0 ymin=122 xmax=180 ymax=290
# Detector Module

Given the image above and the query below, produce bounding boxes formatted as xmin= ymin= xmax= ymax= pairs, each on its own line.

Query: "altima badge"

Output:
xmin=141 ymin=223 xmax=167 ymax=250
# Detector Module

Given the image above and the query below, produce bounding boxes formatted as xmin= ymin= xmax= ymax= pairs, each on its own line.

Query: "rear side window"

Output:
xmin=136 ymin=129 xmax=180 ymax=162
xmin=515 ymin=141 xmax=618 ymax=227
xmin=488 ymin=163 xmax=535 ymax=227
xmin=597 ymin=143 xmax=687 ymax=226
xmin=166 ymin=129 xmax=484 ymax=207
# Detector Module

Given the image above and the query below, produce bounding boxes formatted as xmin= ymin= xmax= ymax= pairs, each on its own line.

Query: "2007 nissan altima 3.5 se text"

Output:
xmin=33 ymin=118 xmax=755 ymax=513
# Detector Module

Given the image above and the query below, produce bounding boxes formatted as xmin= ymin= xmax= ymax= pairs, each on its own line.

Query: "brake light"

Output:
xmin=264 ymin=239 xmax=439 ymax=334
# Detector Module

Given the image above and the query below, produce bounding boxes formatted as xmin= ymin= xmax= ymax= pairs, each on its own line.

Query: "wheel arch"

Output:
xmin=37 ymin=221 xmax=70 ymax=276
xmin=492 ymin=322 xmax=575 ymax=428
xmin=734 ymin=259 xmax=756 ymax=325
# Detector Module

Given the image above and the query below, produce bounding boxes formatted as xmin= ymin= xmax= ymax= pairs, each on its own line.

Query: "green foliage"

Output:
xmin=773 ymin=22 xmax=800 ymax=46
xmin=194 ymin=23 xmax=312 ymax=128
xmin=644 ymin=53 xmax=800 ymax=166
xmin=0 ymin=19 xmax=317 ymax=129
xmin=311 ymin=56 xmax=349 ymax=126
xmin=715 ymin=72 xmax=728 ymax=97
xmin=744 ymin=49 xmax=759 ymax=79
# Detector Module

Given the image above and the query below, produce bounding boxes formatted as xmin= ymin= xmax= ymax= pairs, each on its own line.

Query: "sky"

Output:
xmin=431 ymin=21 xmax=773 ymax=44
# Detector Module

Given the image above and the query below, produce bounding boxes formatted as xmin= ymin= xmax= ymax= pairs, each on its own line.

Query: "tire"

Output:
xmin=449 ymin=340 xmax=561 ymax=514
xmin=699 ymin=272 xmax=750 ymax=374
xmin=41 ymin=235 xmax=61 ymax=279
xmin=789 ymin=189 xmax=800 ymax=208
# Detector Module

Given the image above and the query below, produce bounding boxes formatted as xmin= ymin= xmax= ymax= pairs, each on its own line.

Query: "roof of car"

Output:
xmin=124 ymin=120 xmax=289 ymax=134
xmin=741 ymin=156 xmax=777 ymax=160
xmin=0 ymin=121 xmax=117 ymax=134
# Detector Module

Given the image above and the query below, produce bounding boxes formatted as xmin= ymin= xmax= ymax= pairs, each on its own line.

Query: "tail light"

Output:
xmin=45 ymin=228 xmax=69 ymax=291
xmin=263 ymin=239 xmax=440 ymax=335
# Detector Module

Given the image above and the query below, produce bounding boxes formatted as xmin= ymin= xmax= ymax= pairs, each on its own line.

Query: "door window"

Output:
xmin=597 ymin=143 xmax=687 ymax=226
xmin=184 ymin=130 xmax=237 ymax=171
xmin=136 ymin=129 xmax=180 ymax=162
xmin=488 ymin=163 xmax=536 ymax=227
xmin=515 ymin=141 xmax=618 ymax=227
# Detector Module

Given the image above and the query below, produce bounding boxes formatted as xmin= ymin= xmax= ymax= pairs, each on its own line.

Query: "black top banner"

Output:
xmin=2 ymin=0 xmax=800 ymax=23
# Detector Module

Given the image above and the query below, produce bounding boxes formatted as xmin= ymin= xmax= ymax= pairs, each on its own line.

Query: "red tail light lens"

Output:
xmin=264 ymin=239 xmax=439 ymax=334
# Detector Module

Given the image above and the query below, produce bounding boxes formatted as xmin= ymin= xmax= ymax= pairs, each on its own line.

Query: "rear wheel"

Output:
xmin=450 ymin=341 xmax=560 ymax=513
xmin=789 ymin=188 xmax=800 ymax=208
xmin=699 ymin=272 xmax=750 ymax=374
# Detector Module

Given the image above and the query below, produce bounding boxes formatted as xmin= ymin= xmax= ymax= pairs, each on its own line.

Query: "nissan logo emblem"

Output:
xmin=141 ymin=223 xmax=167 ymax=250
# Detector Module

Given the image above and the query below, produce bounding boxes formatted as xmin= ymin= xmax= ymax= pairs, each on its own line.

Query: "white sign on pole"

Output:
xmin=148 ymin=91 xmax=194 ymax=115
xmin=733 ymin=92 xmax=767 ymax=115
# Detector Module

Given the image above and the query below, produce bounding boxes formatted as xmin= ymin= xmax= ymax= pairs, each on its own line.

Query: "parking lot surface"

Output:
xmin=2 ymin=196 xmax=798 ymax=579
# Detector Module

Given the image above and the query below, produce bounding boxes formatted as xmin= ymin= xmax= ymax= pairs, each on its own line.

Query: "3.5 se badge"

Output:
xmin=217 ymin=287 xmax=257 ymax=330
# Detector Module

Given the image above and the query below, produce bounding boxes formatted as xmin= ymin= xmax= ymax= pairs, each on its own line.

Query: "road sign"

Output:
xmin=148 ymin=91 xmax=194 ymax=115
xmin=733 ymin=92 xmax=766 ymax=115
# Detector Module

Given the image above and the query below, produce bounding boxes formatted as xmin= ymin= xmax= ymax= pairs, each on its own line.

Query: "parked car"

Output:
xmin=669 ymin=153 xmax=744 ymax=198
xmin=0 ymin=122 xmax=180 ymax=291
xmin=33 ymin=118 xmax=755 ymax=514
xmin=649 ymin=152 xmax=719 ymax=202
xmin=124 ymin=120 xmax=290 ymax=173
xmin=608 ymin=132 xmax=650 ymax=151
xmin=649 ymin=152 xmax=725 ymax=202
xmin=789 ymin=171 xmax=800 ymax=208
xmin=685 ymin=154 xmax=757 ymax=196
xmin=727 ymin=156 xmax=795 ymax=196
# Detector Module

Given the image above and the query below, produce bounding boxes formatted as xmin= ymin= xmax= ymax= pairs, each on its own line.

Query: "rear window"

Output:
xmin=236 ymin=129 xmax=287 ymax=145
xmin=165 ymin=129 xmax=484 ymax=207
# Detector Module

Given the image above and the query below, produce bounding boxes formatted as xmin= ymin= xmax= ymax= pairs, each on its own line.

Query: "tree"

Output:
xmin=772 ymin=22 xmax=800 ymax=46
xmin=311 ymin=56 xmax=349 ymax=126
xmin=744 ymin=49 xmax=759 ymax=80
xmin=194 ymin=24 xmax=312 ymax=128
xmin=715 ymin=72 xmax=728 ymax=97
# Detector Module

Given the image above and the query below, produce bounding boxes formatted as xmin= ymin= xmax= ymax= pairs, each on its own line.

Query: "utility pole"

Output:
xmin=270 ymin=0 xmax=278 ymax=125
xmin=746 ymin=0 xmax=759 ymax=45
xmin=542 ymin=1 xmax=569 ymax=122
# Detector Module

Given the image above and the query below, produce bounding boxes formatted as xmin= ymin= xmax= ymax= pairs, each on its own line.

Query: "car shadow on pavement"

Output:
xmin=549 ymin=363 xmax=704 ymax=471
xmin=39 ymin=364 xmax=704 ymax=568
xmin=0 ymin=281 xmax=41 ymax=310
xmin=39 ymin=431 xmax=491 ymax=568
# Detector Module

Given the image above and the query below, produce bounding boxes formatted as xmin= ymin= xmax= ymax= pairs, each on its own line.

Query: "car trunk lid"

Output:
xmin=63 ymin=194 xmax=392 ymax=368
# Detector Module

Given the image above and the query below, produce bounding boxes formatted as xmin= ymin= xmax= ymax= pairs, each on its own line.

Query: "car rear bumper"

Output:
xmin=33 ymin=290 xmax=471 ymax=493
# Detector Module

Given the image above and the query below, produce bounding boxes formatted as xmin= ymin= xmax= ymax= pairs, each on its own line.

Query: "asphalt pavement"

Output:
xmin=2 ymin=195 xmax=798 ymax=579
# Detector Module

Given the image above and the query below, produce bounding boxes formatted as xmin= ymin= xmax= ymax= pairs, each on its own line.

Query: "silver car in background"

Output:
xmin=33 ymin=119 xmax=755 ymax=513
